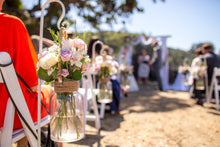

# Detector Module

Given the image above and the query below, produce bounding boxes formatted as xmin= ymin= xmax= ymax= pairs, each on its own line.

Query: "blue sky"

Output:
xmin=21 ymin=0 xmax=220 ymax=53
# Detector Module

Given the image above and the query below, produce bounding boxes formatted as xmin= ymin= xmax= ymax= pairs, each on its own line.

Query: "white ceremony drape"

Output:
xmin=159 ymin=36 xmax=189 ymax=91
xmin=169 ymin=73 xmax=190 ymax=91
xmin=118 ymin=35 xmax=154 ymax=65
xmin=160 ymin=36 xmax=170 ymax=90
xmin=118 ymin=35 xmax=188 ymax=91
xmin=132 ymin=35 xmax=154 ymax=46
xmin=117 ymin=45 xmax=133 ymax=66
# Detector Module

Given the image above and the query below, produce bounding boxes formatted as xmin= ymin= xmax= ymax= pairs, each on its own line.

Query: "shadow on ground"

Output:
xmin=120 ymin=85 xmax=191 ymax=114
xmin=66 ymin=83 xmax=220 ymax=147
xmin=69 ymin=109 xmax=124 ymax=146
xmin=65 ymin=131 xmax=103 ymax=147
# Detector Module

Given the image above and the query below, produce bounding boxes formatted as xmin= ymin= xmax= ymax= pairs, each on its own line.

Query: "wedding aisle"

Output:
xmin=59 ymin=82 xmax=220 ymax=146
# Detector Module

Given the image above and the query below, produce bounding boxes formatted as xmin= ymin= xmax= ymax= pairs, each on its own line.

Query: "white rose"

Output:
xmin=48 ymin=45 xmax=59 ymax=52
xmin=39 ymin=53 xmax=58 ymax=70
xmin=110 ymin=67 xmax=117 ymax=75
xmin=62 ymin=39 xmax=74 ymax=50
xmin=75 ymin=61 xmax=82 ymax=67
xmin=95 ymin=55 xmax=103 ymax=65
xmin=106 ymin=55 xmax=112 ymax=60
xmin=103 ymin=60 xmax=112 ymax=67
xmin=71 ymin=52 xmax=83 ymax=67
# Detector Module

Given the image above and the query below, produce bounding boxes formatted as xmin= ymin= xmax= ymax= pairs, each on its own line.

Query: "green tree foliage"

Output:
xmin=188 ymin=43 xmax=204 ymax=54
xmin=2 ymin=0 xmax=140 ymax=35
xmin=2 ymin=0 xmax=165 ymax=37
xmin=169 ymin=48 xmax=194 ymax=70
xmin=189 ymin=42 xmax=215 ymax=54
xmin=77 ymin=31 xmax=140 ymax=56
xmin=77 ymin=31 xmax=193 ymax=69
xmin=4 ymin=0 xmax=23 ymax=9
xmin=78 ymin=31 xmax=194 ymax=83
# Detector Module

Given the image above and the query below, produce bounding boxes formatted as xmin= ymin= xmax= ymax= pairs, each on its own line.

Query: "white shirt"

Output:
xmin=191 ymin=56 xmax=201 ymax=67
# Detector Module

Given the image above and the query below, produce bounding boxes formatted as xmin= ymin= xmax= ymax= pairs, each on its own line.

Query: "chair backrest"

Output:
xmin=82 ymin=71 xmax=101 ymax=130
xmin=207 ymin=67 xmax=220 ymax=110
xmin=208 ymin=67 xmax=220 ymax=98
xmin=0 ymin=52 xmax=38 ymax=147
xmin=213 ymin=67 xmax=220 ymax=78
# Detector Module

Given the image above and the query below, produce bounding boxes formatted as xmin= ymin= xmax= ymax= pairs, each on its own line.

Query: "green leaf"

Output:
xmin=37 ymin=67 xmax=54 ymax=82
xmin=83 ymin=30 xmax=86 ymax=41
xmin=74 ymin=20 xmax=78 ymax=35
xmin=71 ymin=70 xmax=82 ymax=81
xmin=45 ymin=81 xmax=54 ymax=85
xmin=51 ymin=69 xmax=58 ymax=80
xmin=48 ymin=28 xmax=59 ymax=43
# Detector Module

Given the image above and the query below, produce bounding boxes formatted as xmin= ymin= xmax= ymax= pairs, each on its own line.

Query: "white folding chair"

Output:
xmin=79 ymin=72 xmax=101 ymax=131
xmin=91 ymin=41 xmax=107 ymax=119
xmin=0 ymin=52 xmax=50 ymax=147
xmin=207 ymin=67 xmax=220 ymax=110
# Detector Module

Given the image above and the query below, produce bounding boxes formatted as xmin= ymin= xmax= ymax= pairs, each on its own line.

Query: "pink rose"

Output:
xmin=94 ymin=64 xmax=101 ymax=71
xmin=72 ymin=39 xmax=85 ymax=50
xmin=112 ymin=60 xmax=119 ymax=67
xmin=82 ymin=63 xmax=90 ymax=71
xmin=61 ymin=69 xmax=69 ymax=77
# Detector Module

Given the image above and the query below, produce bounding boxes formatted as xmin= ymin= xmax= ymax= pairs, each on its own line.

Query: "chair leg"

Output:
xmin=215 ymin=82 xmax=220 ymax=111
xmin=206 ymin=85 xmax=211 ymax=109
xmin=100 ymin=103 xmax=106 ymax=119
xmin=87 ymin=73 xmax=101 ymax=131
xmin=1 ymin=99 xmax=15 ymax=147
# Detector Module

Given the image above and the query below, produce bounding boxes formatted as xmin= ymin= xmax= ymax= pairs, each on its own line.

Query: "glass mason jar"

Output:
xmin=97 ymin=77 xmax=112 ymax=103
xmin=122 ymin=74 xmax=130 ymax=89
xmin=51 ymin=80 xmax=84 ymax=142
xmin=182 ymin=74 xmax=189 ymax=85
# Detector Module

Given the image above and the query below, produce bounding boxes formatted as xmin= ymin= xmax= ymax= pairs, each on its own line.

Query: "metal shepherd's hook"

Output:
xmin=38 ymin=0 xmax=66 ymax=146
xmin=92 ymin=40 xmax=104 ymax=88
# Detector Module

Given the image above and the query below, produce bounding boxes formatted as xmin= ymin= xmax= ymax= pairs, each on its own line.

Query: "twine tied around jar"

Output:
xmin=54 ymin=79 xmax=79 ymax=93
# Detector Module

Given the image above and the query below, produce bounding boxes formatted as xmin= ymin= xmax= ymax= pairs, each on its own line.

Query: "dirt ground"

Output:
xmin=12 ymin=82 xmax=220 ymax=147
xmin=61 ymin=82 xmax=220 ymax=147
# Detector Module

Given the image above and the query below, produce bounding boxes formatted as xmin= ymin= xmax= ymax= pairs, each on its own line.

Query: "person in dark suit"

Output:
xmin=198 ymin=43 xmax=220 ymax=105
xmin=150 ymin=40 xmax=163 ymax=91
xmin=201 ymin=43 xmax=220 ymax=86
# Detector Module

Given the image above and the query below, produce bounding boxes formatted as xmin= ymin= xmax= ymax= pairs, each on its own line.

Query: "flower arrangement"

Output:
xmin=119 ymin=64 xmax=133 ymax=77
xmin=178 ymin=65 xmax=190 ymax=76
xmin=37 ymin=29 xmax=90 ymax=83
xmin=93 ymin=55 xmax=118 ymax=79
xmin=37 ymin=28 xmax=90 ymax=142
xmin=191 ymin=61 xmax=207 ymax=79
xmin=119 ymin=64 xmax=133 ymax=89
xmin=93 ymin=54 xmax=118 ymax=103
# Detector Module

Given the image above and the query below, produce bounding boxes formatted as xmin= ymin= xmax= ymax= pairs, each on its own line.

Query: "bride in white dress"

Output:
xmin=117 ymin=44 xmax=139 ymax=92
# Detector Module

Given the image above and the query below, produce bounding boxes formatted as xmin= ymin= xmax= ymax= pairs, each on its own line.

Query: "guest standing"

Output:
xmin=138 ymin=49 xmax=150 ymax=88
xmin=200 ymin=43 xmax=220 ymax=86
xmin=199 ymin=43 xmax=220 ymax=105
xmin=150 ymin=40 xmax=163 ymax=91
